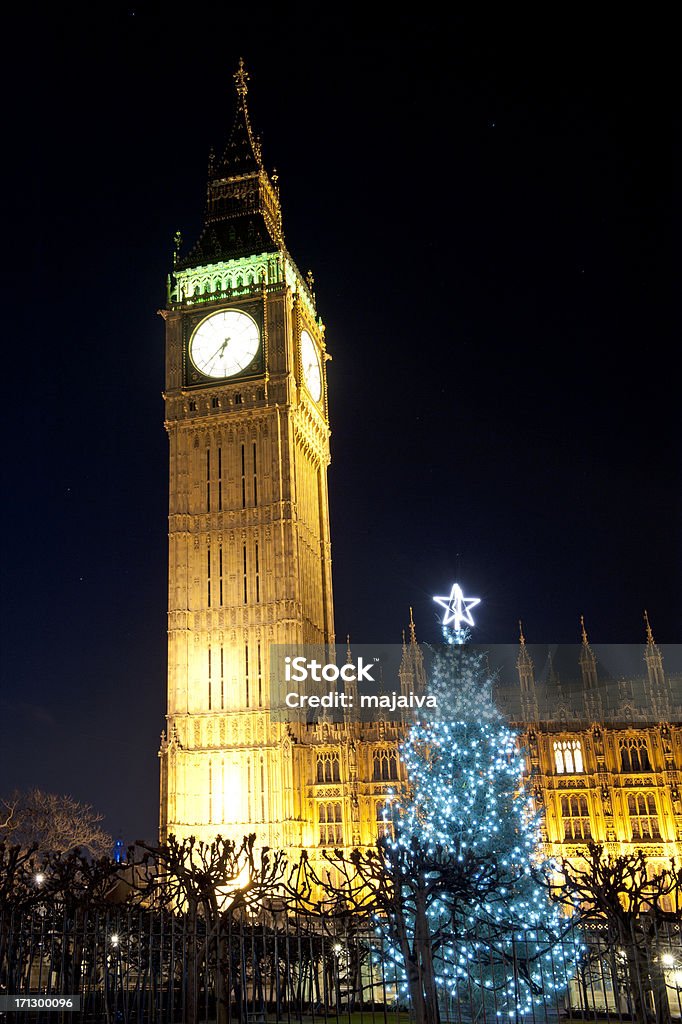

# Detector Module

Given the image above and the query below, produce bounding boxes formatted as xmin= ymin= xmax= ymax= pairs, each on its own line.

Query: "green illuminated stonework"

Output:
xmin=171 ymin=253 xmax=318 ymax=326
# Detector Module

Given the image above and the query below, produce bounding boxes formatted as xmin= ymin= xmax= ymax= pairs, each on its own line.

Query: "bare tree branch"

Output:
xmin=0 ymin=789 xmax=112 ymax=856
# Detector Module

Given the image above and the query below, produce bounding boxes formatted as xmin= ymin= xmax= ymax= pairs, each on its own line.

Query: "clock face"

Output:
xmin=300 ymin=330 xmax=322 ymax=402
xmin=189 ymin=310 xmax=260 ymax=379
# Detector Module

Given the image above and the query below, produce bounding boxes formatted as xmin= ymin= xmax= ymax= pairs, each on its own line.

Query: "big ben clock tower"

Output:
xmin=158 ymin=62 xmax=335 ymax=849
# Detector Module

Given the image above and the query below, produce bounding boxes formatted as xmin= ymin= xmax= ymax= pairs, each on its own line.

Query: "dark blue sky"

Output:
xmin=1 ymin=5 xmax=678 ymax=844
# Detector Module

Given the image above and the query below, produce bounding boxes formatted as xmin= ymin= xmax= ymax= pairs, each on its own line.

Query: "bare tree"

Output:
xmin=136 ymin=833 xmax=288 ymax=1024
xmin=0 ymin=789 xmax=112 ymax=856
xmin=551 ymin=843 xmax=681 ymax=1024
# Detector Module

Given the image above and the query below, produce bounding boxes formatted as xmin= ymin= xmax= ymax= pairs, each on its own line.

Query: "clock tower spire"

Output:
xmin=177 ymin=59 xmax=283 ymax=271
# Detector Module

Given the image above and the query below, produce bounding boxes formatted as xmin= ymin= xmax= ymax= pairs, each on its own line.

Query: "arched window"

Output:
xmin=373 ymin=749 xmax=398 ymax=781
xmin=620 ymin=738 xmax=651 ymax=773
xmin=316 ymin=752 xmax=340 ymax=784
xmin=319 ymin=802 xmax=343 ymax=846
xmin=376 ymin=801 xmax=394 ymax=839
xmin=628 ymin=794 xmax=660 ymax=839
xmin=561 ymin=795 xmax=591 ymax=840
xmin=554 ymin=740 xmax=584 ymax=774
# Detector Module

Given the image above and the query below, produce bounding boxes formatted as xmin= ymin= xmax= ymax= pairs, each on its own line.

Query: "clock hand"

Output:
xmin=206 ymin=337 xmax=231 ymax=364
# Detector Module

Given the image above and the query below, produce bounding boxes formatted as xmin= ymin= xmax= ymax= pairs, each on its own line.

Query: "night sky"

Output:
xmin=1 ymin=6 xmax=679 ymax=844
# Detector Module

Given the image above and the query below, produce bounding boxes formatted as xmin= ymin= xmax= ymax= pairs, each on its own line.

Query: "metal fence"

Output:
xmin=2 ymin=903 xmax=682 ymax=1023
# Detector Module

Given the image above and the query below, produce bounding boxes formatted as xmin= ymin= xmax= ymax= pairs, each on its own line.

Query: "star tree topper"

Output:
xmin=433 ymin=583 xmax=480 ymax=631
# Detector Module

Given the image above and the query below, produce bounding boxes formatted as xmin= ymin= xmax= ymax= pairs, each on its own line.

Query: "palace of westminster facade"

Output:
xmin=158 ymin=64 xmax=681 ymax=869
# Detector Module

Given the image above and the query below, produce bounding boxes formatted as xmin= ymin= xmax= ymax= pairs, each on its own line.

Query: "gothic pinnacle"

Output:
xmin=580 ymin=614 xmax=589 ymax=646
xmin=644 ymin=609 xmax=655 ymax=645
xmin=408 ymin=606 xmax=417 ymax=645
xmin=234 ymin=57 xmax=249 ymax=98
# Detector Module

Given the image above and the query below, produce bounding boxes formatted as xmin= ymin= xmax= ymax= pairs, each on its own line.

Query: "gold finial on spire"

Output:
xmin=580 ymin=615 xmax=589 ymax=645
xmin=408 ymin=606 xmax=417 ymax=644
xmin=346 ymin=634 xmax=352 ymax=663
xmin=644 ymin=609 xmax=655 ymax=645
xmin=519 ymin=620 xmax=526 ymax=645
xmin=234 ymin=57 xmax=249 ymax=99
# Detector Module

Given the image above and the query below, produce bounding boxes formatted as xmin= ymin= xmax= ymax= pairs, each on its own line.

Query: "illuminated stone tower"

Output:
xmin=158 ymin=62 xmax=335 ymax=848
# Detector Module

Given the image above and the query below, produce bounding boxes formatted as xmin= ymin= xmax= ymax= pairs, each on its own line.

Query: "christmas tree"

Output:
xmin=382 ymin=588 xmax=577 ymax=1019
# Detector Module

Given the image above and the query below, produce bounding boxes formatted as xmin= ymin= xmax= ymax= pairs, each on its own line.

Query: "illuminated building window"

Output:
xmin=376 ymin=800 xmax=394 ymax=839
xmin=554 ymin=740 xmax=584 ymax=774
xmin=253 ymin=442 xmax=258 ymax=506
xmin=620 ymin=737 xmax=651 ymax=773
xmin=561 ymin=795 xmax=591 ymax=840
xmin=373 ymin=749 xmax=398 ymax=781
xmin=319 ymin=802 xmax=343 ymax=846
xmin=316 ymin=752 xmax=340 ymax=783
xmin=217 ymin=447 xmax=222 ymax=511
xmin=628 ymin=794 xmax=660 ymax=839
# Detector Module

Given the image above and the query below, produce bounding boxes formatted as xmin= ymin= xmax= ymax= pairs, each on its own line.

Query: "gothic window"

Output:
xmin=376 ymin=800 xmax=394 ymax=839
xmin=319 ymin=802 xmax=343 ymax=846
xmin=316 ymin=752 xmax=340 ymax=783
xmin=234 ymin=393 xmax=243 ymax=405
xmin=561 ymin=795 xmax=591 ymax=840
xmin=628 ymin=794 xmax=660 ymax=839
xmin=553 ymin=740 xmax=584 ymax=774
xmin=212 ymin=397 xmax=220 ymax=409
xmin=188 ymin=400 xmax=196 ymax=412
xmin=620 ymin=737 xmax=651 ymax=773
xmin=373 ymin=749 xmax=398 ymax=781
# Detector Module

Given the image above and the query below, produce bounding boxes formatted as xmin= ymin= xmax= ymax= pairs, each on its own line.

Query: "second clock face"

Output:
xmin=189 ymin=310 xmax=260 ymax=378
xmin=300 ymin=330 xmax=322 ymax=402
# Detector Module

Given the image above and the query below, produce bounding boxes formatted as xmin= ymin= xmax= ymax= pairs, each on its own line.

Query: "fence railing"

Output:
xmin=2 ymin=904 xmax=682 ymax=1023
